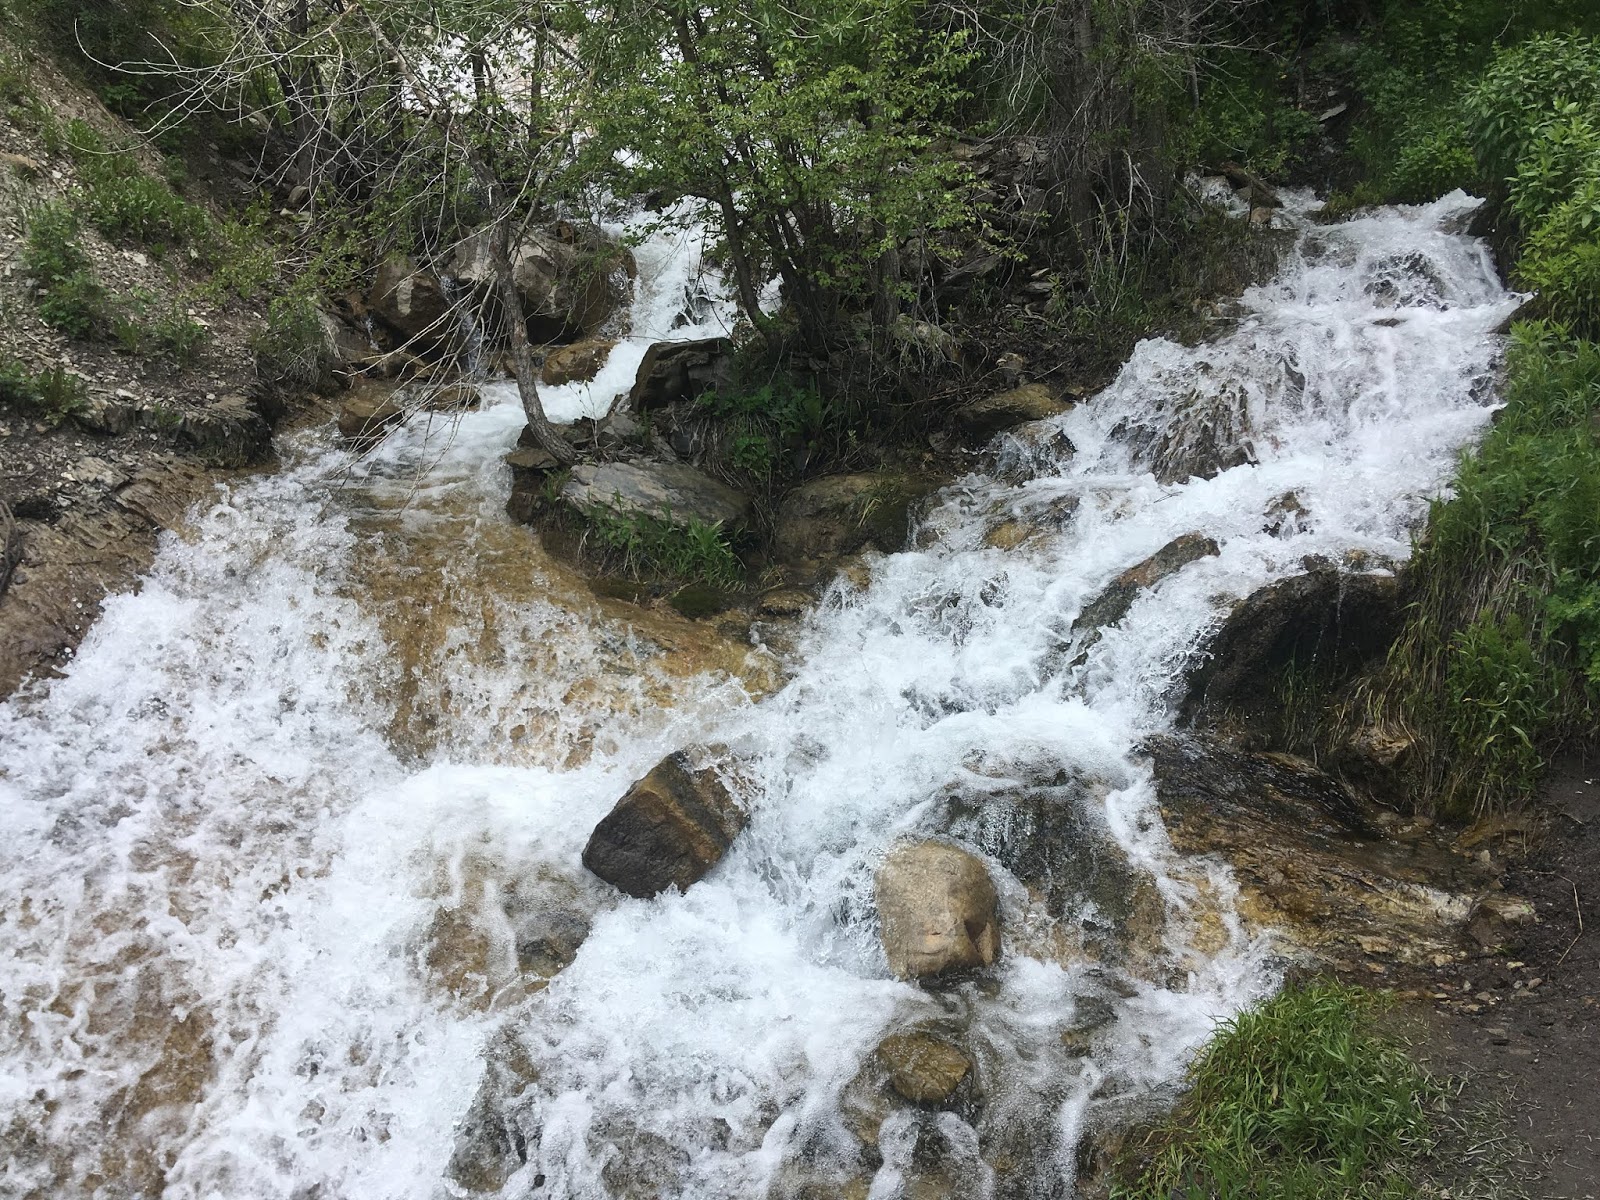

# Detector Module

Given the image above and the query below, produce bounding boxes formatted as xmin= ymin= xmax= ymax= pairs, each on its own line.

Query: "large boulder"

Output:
xmin=1142 ymin=734 xmax=1494 ymax=967
xmin=369 ymin=255 xmax=452 ymax=345
xmin=772 ymin=472 xmax=922 ymax=564
xmin=1181 ymin=563 xmax=1402 ymax=725
xmin=626 ymin=338 xmax=734 ymax=411
xmin=875 ymin=841 xmax=1001 ymax=980
xmin=561 ymin=460 xmax=750 ymax=530
xmin=953 ymin=383 xmax=1073 ymax=442
xmin=452 ymin=223 xmax=633 ymax=343
xmin=336 ymin=380 xmax=407 ymax=443
xmin=540 ymin=337 xmax=616 ymax=386
xmin=582 ymin=751 xmax=747 ymax=898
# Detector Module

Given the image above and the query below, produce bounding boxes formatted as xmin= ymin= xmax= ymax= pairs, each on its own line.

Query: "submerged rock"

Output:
xmin=875 ymin=841 xmax=1001 ymax=980
xmin=446 ymin=1032 xmax=541 ymax=1193
xmin=582 ymin=751 xmax=746 ymax=898
xmin=561 ymin=460 xmax=750 ymax=529
xmin=336 ymin=380 xmax=407 ymax=442
xmin=1072 ymin=532 xmax=1220 ymax=651
xmin=876 ymin=1032 xmax=972 ymax=1104
xmin=954 ymin=382 xmax=1072 ymax=442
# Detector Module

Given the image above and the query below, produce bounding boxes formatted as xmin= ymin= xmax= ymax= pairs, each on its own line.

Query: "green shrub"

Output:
xmin=1465 ymin=35 xmax=1600 ymax=184
xmin=1115 ymin=984 xmax=1436 ymax=1200
xmin=584 ymin=508 xmax=744 ymax=589
xmin=0 ymin=355 xmax=89 ymax=425
xmin=252 ymin=293 xmax=330 ymax=392
xmin=23 ymin=203 xmax=110 ymax=338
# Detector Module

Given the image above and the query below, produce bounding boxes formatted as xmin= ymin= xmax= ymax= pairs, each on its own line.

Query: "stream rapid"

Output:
xmin=0 ymin=192 xmax=1518 ymax=1199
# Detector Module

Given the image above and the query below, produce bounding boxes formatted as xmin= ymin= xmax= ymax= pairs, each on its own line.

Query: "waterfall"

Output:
xmin=0 ymin=191 xmax=1518 ymax=1199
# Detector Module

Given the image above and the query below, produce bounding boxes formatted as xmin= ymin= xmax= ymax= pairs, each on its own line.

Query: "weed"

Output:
xmin=0 ymin=354 xmax=88 ymax=425
xmin=23 ymin=203 xmax=110 ymax=338
xmin=253 ymin=293 xmax=328 ymax=391
xmin=584 ymin=506 xmax=744 ymax=589
xmin=1114 ymin=983 xmax=1438 ymax=1200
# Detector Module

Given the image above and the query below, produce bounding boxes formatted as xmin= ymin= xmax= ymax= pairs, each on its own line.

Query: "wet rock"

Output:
xmin=943 ymin=772 xmax=1165 ymax=959
xmin=369 ymin=255 xmax=452 ymax=345
xmin=1142 ymin=734 xmax=1492 ymax=967
xmin=1182 ymin=565 xmax=1402 ymax=725
xmin=1263 ymin=490 xmax=1309 ymax=536
xmin=420 ymin=381 xmax=482 ymax=412
xmin=954 ymin=383 xmax=1072 ymax=442
xmin=1121 ymin=380 xmax=1257 ymax=483
xmin=336 ymin=381 xmax=406 ymax=442
xmin=540 ymin=337 xmax=617 ymax=386
xmin=317 ymin=311 xmax=376 ymax=375
xmin=1072 ymin=532 xmax=1219 ymax=648
xmin=876 ymin=1032 xmax=971 ymax=1104
xmin=561 ymin=460 xmax=750 ymax=530
xmin=504 ymin=445 xmax=561 ymax=525
xmin=875 ymin=841 xmax=1001 ymax=980
xmin=772 ymin=472 xmax=921 ymax=564
xmin=582 ymin=751 xmax=747 ymax=898
xmin=756 ymin=586 xmax=813 ymax=617
xmin=447 ymin=1032 xmax=541 ymax=1193
xmin=1219 ymin=161 xmax=1282 ymax=209
xmin=599 ymin=1127 xmax=690 ymax=1200
xmin=626 ymin=337 xmax=733 ymax=411
xmin=452 ymin=223 xmax=633 ymax=343
xmin=1466 ymin=893 xmax=1538 ymax=950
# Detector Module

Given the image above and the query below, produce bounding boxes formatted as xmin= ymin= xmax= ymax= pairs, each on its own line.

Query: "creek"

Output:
xmin=0 ymin=192 xmax=1517 ymax=1198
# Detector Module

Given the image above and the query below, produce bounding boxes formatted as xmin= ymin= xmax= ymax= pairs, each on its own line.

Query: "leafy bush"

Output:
xmin=1465 ymin=35 xmax=1600 ymax=183
xmin=252 ymin=293 xmax=328 ymax=391
xmin=584 ymin=509 xmax=744 ymax=589
xmin=23 ymin=203 xmax=110 ymax=338
xmin=1115 ymin=984 xmax=1436 ymax=1200
xmin=63 ymin=118 xmax=209 ymax=249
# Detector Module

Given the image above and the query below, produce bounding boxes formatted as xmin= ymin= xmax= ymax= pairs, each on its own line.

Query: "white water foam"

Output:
xmin=0 ymin=192 xmax=1517 ymax=1199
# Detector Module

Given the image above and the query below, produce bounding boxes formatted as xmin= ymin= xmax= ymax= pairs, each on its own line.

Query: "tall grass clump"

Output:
xmin=1115 ymin=984 xmax=1437 ymax=1200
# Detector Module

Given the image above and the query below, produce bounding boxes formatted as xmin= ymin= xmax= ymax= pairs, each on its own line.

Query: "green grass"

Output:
xmin=0 ymin=353 xmax=88 ymax=425
xmin=583 ymin=507 xmax=744 ymax=590
xmin=1114 ymin=984 xmax=1438 ymax=1200
xmin=22 ymin=201 xmax=111 ymax=338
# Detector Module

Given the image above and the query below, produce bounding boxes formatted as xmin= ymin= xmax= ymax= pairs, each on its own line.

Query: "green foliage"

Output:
xmin=0 ymin=354 xmax=88 ymax=425
xmin=696 ymin=375 xmax=840 ymax=485
xmin=23 ymin=202 xmax=110 ymax=338
xmin=1115 ymin=984 xmax=1436 ymax=1200
xmin=586 ymin=0 xmax=975 ymax=344
xmin=584 ymin=508 xmax=744 ymax=589
xmin=111 ymin=293 xmax=207 ymax=362
xmin=252 ymin=293 xmax=328 ymax=391
xmin=1185 ymin=66 xmax=1321 ymax=178
xmin=63 ymin=117 xmax=209 ymax=249
xmin=1363 ymin=324 xmax=1600 ymax=815
xmin=1465 ymin=34 xmax=1600 ymax=184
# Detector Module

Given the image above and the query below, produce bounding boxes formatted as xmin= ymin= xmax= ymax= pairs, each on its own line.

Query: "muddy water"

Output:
xmin=0 ymin=194 xmax=1519 ymax=1199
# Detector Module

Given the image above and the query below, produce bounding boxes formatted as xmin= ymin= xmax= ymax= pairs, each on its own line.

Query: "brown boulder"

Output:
xmin=772 ymin=472 xmax=922 ymax=564
xmin=540 ymin=338 xmax=617 ymax=386
xmin=337 ymin=381 xmax=407 ymax=442
xmin=876 ymin=1032 xmax=971 ymax=1104
xmin=452 ymin=224 xmax=633 ymax=343
xmin=1071 ymin=532 xmax=1220 ymax=654
xmin=582 ymin=751 xmax=746 ymax=898
xmin=954 ymin=383 xmax=1072 ymax=442
xmin=875 ymin=841 xmax=1000 ymax=980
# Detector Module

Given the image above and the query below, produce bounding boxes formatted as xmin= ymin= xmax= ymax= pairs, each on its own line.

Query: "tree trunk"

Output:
xmin=488 ymin=215 xmax=577 ymax=465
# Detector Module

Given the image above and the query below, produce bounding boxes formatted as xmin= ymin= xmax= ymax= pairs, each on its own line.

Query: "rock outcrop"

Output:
xmin=954 ymin=383 xmax=1073 ymax=442
xmin=1181 ymin=563 xmax=1402 ymax=724
xmin=1142 ymin=734 xmax=1493 ymax=967
xmin=875 ymin=841 xmax=1001 ymax=980
xmin=561 ymin=460 xmax=750 ymax=530
xmin=369 ymin=254 xmax=452 ymax=345
xmin=451 ymin=223 xmax=633 ymax=343
xmin=626 ymin=338 xmax=733 ymax=411
xmin=772 ymin=472 xmax=921 ymax=564
xmin=582 ymin=751 xmax=746 ymax=898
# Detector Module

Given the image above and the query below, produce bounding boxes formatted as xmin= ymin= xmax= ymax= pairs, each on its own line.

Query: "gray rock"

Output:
xmin=772 ymin=472 xmax=921 ymax=563
xmin=626 ymin=338 xmax=733 ymax=411
xmin=452 ymin=224 xmax=633 ymax=343
xmin=369 ymin=255 xmax=451 ymax=343
xmin=562 ymin=460 xmax=749 ymax=529
xmin=1072 ymin=532 xmax=1220 ymax=653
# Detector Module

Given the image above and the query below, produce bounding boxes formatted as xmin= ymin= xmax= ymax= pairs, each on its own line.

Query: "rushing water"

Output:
xmin=0 ymin=192 xmax=1517 ymax=1199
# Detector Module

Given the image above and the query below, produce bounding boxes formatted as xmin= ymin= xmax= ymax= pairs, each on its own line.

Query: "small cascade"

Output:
xmin=0 ymin=192 xmax=1518 ymax=1199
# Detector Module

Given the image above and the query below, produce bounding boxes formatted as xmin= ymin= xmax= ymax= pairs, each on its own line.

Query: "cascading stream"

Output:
xmin=0 ymin=192 xmax=1517 ymax=1199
